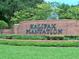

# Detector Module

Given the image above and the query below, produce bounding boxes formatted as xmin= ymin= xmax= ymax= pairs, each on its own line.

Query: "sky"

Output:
xmin=44 ymin=0 xmax=79 ymax=5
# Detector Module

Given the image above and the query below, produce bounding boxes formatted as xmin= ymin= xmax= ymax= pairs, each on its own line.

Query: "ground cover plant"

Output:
xmin=0 ymin=45 xmax=79 ymax=59
xmin=0 ymin=39 xmax=79 ymax=47
xmin=0 ymin=34 xmax=79 ymax=40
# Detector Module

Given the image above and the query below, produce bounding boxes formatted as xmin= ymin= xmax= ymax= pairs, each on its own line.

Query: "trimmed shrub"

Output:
xmin=0 ymin=34 xmax=47 ymax=40
xmin=0 ymin=34 xmax=79 ymax=40
xmin=64 ymin=36 xmax=79 ymax=40
xmin=49 ymin=36 xmax=64 ymax=40
xmin=0 ymin=40 xmax=79 ymax=47
xmin=0 ymin=21 xmax=8 ymax=29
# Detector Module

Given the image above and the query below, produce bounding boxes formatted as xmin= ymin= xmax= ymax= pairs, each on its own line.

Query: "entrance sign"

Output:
xmin=26 ymin=24 xmax=63 ymax=34
xmin=13 ymin=20 xmax=79 ymax=35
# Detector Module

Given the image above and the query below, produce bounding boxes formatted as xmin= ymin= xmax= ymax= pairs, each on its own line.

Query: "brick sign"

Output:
xmin=26 ymin=24 xmax=63 ymax=34
xmin=12 ymin=20 xmax=79 ymax=35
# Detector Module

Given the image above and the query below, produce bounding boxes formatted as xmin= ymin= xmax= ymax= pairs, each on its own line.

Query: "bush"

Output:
xmin=64 ymin=36 xmax=79 ymax=40
xmin=0 ymin=34 xmax=79 ymax=40
xmin=49 ymin=35 xmax=64 ymax=40
xmin=12 ymin=35 xmax=47 ymax=40
xmin=0 ymin=40 xmax=79 ymax=47
xmin=0 ymin=20 xmax=8 ymax=29
xmin=0 ymin=34 xmax=47 ymax=40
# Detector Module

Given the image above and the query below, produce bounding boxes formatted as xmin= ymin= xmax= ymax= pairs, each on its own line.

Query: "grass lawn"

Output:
xmin=0 ymin=45 xmax=79 ymax=59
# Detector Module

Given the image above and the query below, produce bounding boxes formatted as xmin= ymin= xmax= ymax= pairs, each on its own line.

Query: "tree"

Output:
xmin=31 ymin=3 xmax=53 ymax=20
xmin=47 ymin=2 xmax=60 ymax=20
xmin=11 ymin=3 xmax=53 ymax=24
xmin=56 ymin=3 xmax=79 ymax=19
xmin=0 ymin=0 xmax=44 ymax=27
xmin=68 ymin=6 xmax=79 ymax=19
xmin=56 ymin=3 xmax=70 ymax=19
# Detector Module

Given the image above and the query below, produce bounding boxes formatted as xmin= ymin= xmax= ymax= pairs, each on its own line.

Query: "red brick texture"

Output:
xmin=1 ymin=29 xmax=12 ymax=34
xmin=13 ymin=20 xmax=79 ymax=35
xmin=1 ymin=20 xmax=79 ymax=35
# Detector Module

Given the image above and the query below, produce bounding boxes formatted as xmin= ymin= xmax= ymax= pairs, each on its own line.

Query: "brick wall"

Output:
xmin=12 ymin=20 xmax=79 ymax=35
xmin=3 ymin=20 xmax=79 ymax=35
xmin=0 ymin=29 xmax=12 ymax=34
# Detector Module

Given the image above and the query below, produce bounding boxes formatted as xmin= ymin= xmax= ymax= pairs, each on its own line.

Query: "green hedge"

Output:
xmin=0 ymin=40 xmax=79 ymax=47
xmin=0 ymin=34 xmax=79 ymax=40
xmin=0 ymin=34 xmax=47 ymax=40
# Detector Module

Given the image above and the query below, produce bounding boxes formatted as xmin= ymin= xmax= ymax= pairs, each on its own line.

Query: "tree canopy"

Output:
xmin=0 ymin=0 xmax=44 ymax=27
xmin=0 ymin=1 xmax=79 ymax=28
xmin=11 ymin=3 xmax=53 ymax=23
xmin=56 ymin=3 xmax=79 ymax=19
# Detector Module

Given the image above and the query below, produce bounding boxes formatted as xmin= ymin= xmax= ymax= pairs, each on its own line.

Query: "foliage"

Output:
xmin=56 ymin=3 xmax=79 ymax=19
xmin=0 ymin=21 xmax=8 ymax=34
xmin=32 ymin=3 xmax=53 ymax=20
xmin=0 ymin=0 xmax=44 ymax=26
xmin=0 ymin=40 xmax=79 ymax=47
xmin=0 ymin=1 xmax=79 ymax=28
xmin=0 ymin=20 xmax=8 ymax=29
xmin=11 ymin=3 xmax=53 ymax=23
xmin=0 ymin=34 xmax=79 ymax=40
xmin=0 ymin=34 xmax=47 ymax=40
xmin=56 ymin=4 xmax=70 ymax=19
xmin=67 ymin=6 xmax=79 ymax=19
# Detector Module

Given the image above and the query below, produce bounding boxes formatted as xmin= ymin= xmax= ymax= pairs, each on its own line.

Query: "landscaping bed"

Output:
xmin=0 ymin=39 xmax=79 ymax=47
xmin=0 ymin=34 xmax=79 ymax=40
